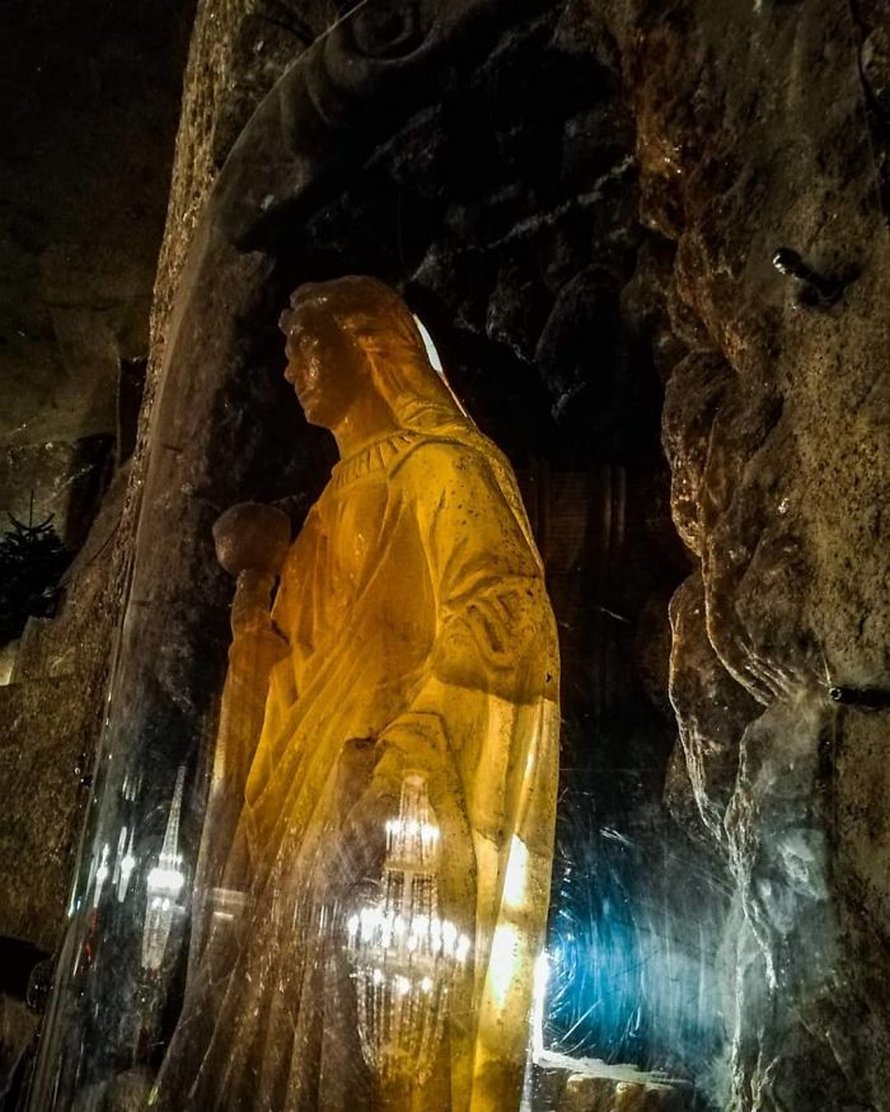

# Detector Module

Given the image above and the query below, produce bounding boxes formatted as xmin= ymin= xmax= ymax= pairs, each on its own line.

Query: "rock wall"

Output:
xmin=0 ymin=0 xmax=194 ymax=1086
xmin=0 ymin=0 xmax=322 ymax=958
xmin=605 ymin=0 xmax=890 ymax=1106
xmin=0 ymin=0 xmax=340 ymax=1101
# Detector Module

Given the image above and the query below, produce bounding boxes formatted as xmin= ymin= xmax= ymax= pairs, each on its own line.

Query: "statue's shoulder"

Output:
xmin=389 ymin=431 xmax=497 ymax=487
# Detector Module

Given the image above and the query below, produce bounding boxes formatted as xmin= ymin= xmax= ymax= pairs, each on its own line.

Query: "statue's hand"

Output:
xmin=213 ymin=502 xmax=291 ymax=578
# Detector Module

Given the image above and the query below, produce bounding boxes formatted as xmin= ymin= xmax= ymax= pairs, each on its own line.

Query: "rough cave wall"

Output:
xmin=2 ymin=0 xmax=888 ymax=1110
xmin=0 ymin=0 xmax=338 ymax=962
xmin=0 ymin=0 xmax=192 ymax=541
xmin=0 ymin=0 xmax=195 ymax=1092
xmin=604 ymin=0 xmax=890 ymax=1108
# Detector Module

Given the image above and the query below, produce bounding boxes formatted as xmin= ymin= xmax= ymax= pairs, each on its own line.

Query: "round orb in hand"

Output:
xmin=212 ymin=502 xmax=291 ymax=577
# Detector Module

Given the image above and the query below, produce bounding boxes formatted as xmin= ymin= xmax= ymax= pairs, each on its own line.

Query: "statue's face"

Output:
xmin=280 ymin=299 xmax=366 ymax=429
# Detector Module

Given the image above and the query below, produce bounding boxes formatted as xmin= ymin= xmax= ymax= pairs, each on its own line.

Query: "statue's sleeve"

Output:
xmin=358 ymin=435 xmax=557 ymax=864
xmin=339 ymin=438 xmax=554 ymax=827
xmin=401 ymin=439 xmax=554 ymax=707
xmin=364 ymin=439 xmax=557 ymax=1109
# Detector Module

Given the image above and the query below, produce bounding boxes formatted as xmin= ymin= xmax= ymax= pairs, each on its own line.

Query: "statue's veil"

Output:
xmin=288 ymin=275 xmax=541 ymax=566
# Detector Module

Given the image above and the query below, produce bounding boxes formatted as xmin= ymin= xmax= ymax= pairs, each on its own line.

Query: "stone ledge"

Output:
xmin=533 ymin=1051 xmax=693 ymax=1110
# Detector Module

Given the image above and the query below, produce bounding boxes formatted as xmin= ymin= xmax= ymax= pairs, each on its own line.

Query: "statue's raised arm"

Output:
xmin=154 ymin=276 xmax=560 ymax=1112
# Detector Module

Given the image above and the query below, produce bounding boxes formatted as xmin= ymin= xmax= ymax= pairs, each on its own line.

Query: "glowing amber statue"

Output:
xmin=153 ymin=277 xmax=559 ymax=1111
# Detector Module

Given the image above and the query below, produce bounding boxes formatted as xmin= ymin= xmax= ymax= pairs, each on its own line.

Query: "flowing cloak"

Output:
xmin=153 ymin=424 xmax=560 ymax=1111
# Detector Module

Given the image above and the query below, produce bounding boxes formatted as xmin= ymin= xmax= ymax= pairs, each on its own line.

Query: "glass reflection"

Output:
xmin=345 ymin=774 xmax=471 ymax=1086
xmin=141 ymin=765 xmax=187 ymax=973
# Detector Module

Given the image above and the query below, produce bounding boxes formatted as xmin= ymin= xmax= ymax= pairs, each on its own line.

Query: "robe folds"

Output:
xmin=153 ymin=424 xmax=559 ymax=1111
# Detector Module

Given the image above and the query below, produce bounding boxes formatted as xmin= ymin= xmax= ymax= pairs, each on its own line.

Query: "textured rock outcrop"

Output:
xmin=606 ymin=0 xmax=890 ymax=1106
xmin=0 ymin=3 xmax=195 ymax=1087
xmin=0 ymin=0 xmax=319 ymax=955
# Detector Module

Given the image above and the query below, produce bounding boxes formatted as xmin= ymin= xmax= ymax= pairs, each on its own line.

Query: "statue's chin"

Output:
xmin=302 ymin=410 xmax=332 ymax=431
xmin=300 ymin=400 xmax=346 ymax=433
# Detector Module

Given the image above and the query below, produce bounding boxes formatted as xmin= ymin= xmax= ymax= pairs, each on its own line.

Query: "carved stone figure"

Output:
xmin=153 ymin=276 xmax=559 ymax=1111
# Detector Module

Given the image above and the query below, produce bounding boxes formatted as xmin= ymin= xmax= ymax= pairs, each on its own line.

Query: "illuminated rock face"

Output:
xmin=621 ymin=2 xmax=890 ymax=1106
xmin=154 ymin=276 xmax=560 ymax=1110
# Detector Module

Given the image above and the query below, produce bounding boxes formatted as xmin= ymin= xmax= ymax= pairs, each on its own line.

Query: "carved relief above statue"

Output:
xmin=151 ymin=276 xmax=560 ymax=1110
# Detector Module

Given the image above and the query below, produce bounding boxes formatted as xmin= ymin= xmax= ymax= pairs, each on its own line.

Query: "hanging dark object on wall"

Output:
xmin=0 ymin=499 xmax=71 ymax=647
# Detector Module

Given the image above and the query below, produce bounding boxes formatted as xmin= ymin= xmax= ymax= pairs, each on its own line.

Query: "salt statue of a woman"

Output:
xmin=152 ymin=276 xmax=560 ymax=1110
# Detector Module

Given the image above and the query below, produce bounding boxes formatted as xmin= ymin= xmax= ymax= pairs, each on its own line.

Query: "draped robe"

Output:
xmin=154 ymin=424 xmax=559 ymax=1111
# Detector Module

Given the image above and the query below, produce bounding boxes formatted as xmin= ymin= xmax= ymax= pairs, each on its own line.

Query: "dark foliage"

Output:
xmin=0 ymin=510 xmax=71 ymax=647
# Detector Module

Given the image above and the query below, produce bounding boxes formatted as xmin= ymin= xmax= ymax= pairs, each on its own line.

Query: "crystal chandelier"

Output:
xmin=345 ymin=773 xmax=471 ymax=1086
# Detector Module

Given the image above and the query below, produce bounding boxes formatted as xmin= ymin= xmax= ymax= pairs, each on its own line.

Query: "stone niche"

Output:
xmin=4 ymin=0 xmax=890 ymax=1110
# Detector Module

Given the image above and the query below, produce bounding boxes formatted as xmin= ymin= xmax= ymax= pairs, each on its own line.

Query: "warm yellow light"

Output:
xmin=502 ymin=834 xmax=530 ymax=911
xmin=487 ymin=924 xmax=523 ymax=1012
xmin=531 ymin=950 xmax=550 ymax=1059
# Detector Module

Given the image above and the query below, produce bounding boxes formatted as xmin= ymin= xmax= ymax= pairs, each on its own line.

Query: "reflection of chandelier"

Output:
xmin=141 ymin=766 xmax=187 ymax=972
xmin=345 ymin=774 xmax=471 ymax=1086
